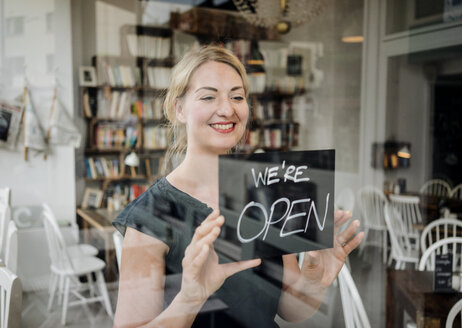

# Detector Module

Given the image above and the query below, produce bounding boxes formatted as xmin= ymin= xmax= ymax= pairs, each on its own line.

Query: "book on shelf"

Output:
xmin=94 ymin=122 xmax=138 ymax=149
xmin=146 ymin=67 xmax=171 ymax=89
xmin=263 ymin=126 xmax=283 ymax=149
xmin=85 ymin=156 xmax=121 ymax=179
xmin=101 ymin=63 xmax=139 ymax=87
xmin=82 ymin=89 xmax=98 ymax=118
xmin=143 ymin=126 xmax=168 ymax=149
xmin=126 ymin=34 xmax=171 ymax=59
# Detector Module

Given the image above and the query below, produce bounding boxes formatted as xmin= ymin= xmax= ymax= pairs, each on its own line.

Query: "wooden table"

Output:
xmin=386 ymin=268 xmax=462 ymax=327
xmin=76 ymin=208 xmax=120 ymax=282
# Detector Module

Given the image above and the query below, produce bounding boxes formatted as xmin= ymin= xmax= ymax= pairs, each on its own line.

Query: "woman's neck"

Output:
xmin=167 ymin=150 xmax=220 ymax=209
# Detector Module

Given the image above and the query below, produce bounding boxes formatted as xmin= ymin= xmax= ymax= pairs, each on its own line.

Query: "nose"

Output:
xmin=216 ymin=97 xmax=234 ymax=117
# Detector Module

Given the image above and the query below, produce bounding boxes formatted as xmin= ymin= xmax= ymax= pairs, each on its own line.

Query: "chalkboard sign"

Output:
xmin=219 ymin=149 xmax=335 ymax=260
xmin=434 ymin=253 xmax=453 ymax=292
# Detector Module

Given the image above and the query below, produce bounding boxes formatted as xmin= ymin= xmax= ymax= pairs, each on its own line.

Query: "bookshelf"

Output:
xmin=80 ymin=12 xmax=308 ymax=208
xmin=80 ymin=24 xmax=174 ymax=210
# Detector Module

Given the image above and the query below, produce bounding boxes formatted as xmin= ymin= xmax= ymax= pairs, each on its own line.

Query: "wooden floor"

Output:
xmin=21 ymin=247 xmax=387 ymax=327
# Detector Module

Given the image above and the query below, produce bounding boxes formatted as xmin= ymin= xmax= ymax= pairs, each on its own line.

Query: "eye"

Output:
xmin=232 ymin=95 xmax=245 ymax=102
xmin=200 ymin=96 xmax=215 ymax=101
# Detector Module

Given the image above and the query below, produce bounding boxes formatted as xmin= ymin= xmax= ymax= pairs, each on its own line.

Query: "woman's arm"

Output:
xmin=114 ymin=210 xmax=261 ymax=328
xmin=277 ymin=211 xmax=364 ymax=323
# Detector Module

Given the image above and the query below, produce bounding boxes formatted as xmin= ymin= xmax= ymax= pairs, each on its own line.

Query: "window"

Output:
xmin=4 ymin=56 xmax=24 ymax=74
xmin=46 ymin=54 xmax=54 ymax=73
xmin=5 ymin=16 xmax=24 ymax=37
xmin=46 ymin=12 xmax=54 ymax=33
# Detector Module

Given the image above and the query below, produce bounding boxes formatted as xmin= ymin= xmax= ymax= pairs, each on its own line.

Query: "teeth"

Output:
xmin=210 ymin=123 xmax=234 ymax=130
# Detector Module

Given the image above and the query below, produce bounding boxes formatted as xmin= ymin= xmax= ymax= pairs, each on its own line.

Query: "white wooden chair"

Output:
xmin=384 ymin=205 xmax=419 ymax=269
xmin=42 ymin=207 xmax=113 ymax=325
xmin=446 ymin=298 xmax=462 ymax=328
xmin=42 ymin=204 xmax=98 ymax=258
xmin=113 ymin=230 xmax=123 ymax=271
xmin=450 ymin=183 xmax=462 ymax=200
xmin=4 ymin=221 xmax=18 ymax=275
xmin=0 ymin=187 xmax=11 ymax=206
xmin=421 ymin=218 xmax=462 ymax=254
xmin=0 ymin=262 xmax=22 ymax=328
xmin=389 ymin=194 xmax=422 ymax=253
xmin=419 ymin=179 xmax=451 ymax=197
xmin=0 ymin=204 xmax=11 ymax=261
xmin=335 ymin=188 xmax=355 ymax=212
xmin=357 ymin=186 xmax=389 ymax=263
xmin=418 ymin=237 xmax=462 ymax=272
xmin=338 ymin=265 xmax=371 ymax=328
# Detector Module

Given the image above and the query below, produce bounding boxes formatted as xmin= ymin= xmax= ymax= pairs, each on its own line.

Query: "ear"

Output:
xmin=175 ymin=99 xmax=187 ymax=124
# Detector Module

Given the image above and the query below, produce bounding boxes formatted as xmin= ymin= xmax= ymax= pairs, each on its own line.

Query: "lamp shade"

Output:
xmin=124 ymin=151 xmax=139 ymax=167
xmin=397 ymin=145 xmax=411 ymax=159
xmin=341 ymin=9 xmax=363 ymax=43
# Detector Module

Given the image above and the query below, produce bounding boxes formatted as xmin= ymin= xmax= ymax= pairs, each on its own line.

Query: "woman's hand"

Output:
xmin=297 ymin=210 xmax=364 ymax=289
xmin=278 ymin=210 xmax=364 ymax=322
xmin=178 ymin=209 xmax=261 ymax=305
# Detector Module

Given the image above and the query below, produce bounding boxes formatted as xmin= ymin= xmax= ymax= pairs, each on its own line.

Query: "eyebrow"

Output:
xmin=195 ymin=86 xmax=244 ymax=93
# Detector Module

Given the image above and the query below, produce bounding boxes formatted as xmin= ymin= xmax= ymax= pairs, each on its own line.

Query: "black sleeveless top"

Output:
xmin=113 ymin=177 xmax=283 ymax=328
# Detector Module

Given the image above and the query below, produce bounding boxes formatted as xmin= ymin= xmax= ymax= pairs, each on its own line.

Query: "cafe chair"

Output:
xmin=338 ymin=265 xmax=371 ymax=328
xmin=0 ymin=187 xmax=11 ymax=206
xmin=450 ymin=183 xmax=462 ymax=200
xmin=419 ymin=179 xmax=451 ymax=197
xmin=335 ymin=188 xmax=355 ymax=212
xmin=357 ymin=186 xmax=389 ymax=263
xmin=42 ymin=207 xmax=113 ymax=325
xmin=0 ymin=261 xmax=22 ymax=328
xmin=5 ymin=221 xmax=18 ymax=275
xmin=418 ymin=237 xmax=462 ymax=272
xmin=446 ymin=298 xmax=462 ymax=328
xmin=384 ymin=205 xmax=419 ymax=269
xmin=113 ymin=230 xmax=123 ymax=271
xmin=42 ymin=204 xmax=98 ymax=258
xmin=420 ymin=218 xmax=462 ymax=254
xmin=389 ymin=194 xmax=422 ymax=252
xmin=0 ymin=203 xmax=11 ymax=261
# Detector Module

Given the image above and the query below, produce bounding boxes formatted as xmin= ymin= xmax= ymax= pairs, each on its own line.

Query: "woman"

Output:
xmin=113 ymin=45 xmax=363 ymax=327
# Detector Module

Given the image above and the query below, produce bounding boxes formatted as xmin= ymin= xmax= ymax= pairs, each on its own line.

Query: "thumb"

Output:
xmin=222 ymin=258 xmax=261 ymax=278
xmin=302 ymin=251 xmax=320 ymax=270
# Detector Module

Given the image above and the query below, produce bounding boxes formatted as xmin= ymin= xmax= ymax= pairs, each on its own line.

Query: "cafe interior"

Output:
xmin=1 ymin=0 xmax=462 ymax=327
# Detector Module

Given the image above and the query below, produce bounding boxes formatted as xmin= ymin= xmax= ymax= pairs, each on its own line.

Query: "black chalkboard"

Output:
xmin=434 ymin=253 xmax=453 ymax=292
xmin=219 ymin=149 xmax=335 ymax=260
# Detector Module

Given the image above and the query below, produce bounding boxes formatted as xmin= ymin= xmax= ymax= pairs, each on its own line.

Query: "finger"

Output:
xmin=343 ymin=231 xmax=365 ymax=255
xmin=187 ymin=226 xmax=221 ymax=259
xmin=302 ymin=251 xmax=320 ymax=269
xmin=192 ymin=213 xmax=224 ymax=243
xmin=222 ymin=258 xmax=261 ymax=278
xmin=189 ymin=244 xmax=210 ymax=276
xmin=334 ymin=210 xmax=352 ymax=228
xmin=336 ymin=219 xmax=360 ymax=246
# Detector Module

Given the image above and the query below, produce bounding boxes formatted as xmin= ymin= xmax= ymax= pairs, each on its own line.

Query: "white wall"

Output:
xmin=0 ymin=0 xmax=76 ymax=222
xmin=95 ymin=1 xmax=136 ymax=56
xmin=385 ymin=55 xmax=430 ymax=191
xmin=283 ymin=0 xmax=363 ymax=197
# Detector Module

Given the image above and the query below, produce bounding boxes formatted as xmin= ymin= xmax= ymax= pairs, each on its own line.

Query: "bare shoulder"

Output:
xmin=121 ymin=227 xmax=169 ymax=270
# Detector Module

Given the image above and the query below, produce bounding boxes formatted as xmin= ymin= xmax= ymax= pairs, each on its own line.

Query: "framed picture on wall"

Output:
xmin=79 ymin=66 xmax=98 ymax=87
xmin=82 ymin=188 xmax=103 ymax=209
xmin=0 ymin=103 xmax=23 ymax=150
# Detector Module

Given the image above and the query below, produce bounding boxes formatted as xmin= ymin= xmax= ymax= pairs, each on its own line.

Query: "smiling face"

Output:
xmin=176 ymin=61 xmax=249 ymax=155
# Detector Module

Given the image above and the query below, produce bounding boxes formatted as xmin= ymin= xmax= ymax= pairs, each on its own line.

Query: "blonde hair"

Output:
xmin=162 ymin=45 xmax=250 ymax=173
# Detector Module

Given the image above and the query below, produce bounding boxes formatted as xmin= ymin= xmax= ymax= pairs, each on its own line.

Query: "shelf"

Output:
xmin=85 ymin=147 xmax=132 ymax=154
xmin=83 ymin=85 xmax=167 ymax=93
xmin=85 ymin=175 xmax=149 ymax=182
xmin=142 ymin=148 xmax=168 ymax=152
xmin=251 ymin=91 xmax=306 ymax=99
xmin=258 ymin=119 xmax=297 ymax=126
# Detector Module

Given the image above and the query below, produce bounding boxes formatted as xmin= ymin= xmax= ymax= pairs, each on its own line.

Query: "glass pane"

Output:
xmin=386 ymin=0 xmax=462 ymax=35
